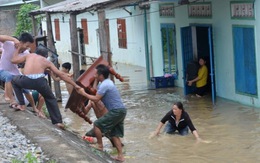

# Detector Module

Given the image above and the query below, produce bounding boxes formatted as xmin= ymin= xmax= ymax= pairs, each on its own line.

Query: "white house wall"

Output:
xmin=149 ymin=0 xmax=260 ymax=107
xmin=105 ymin=7 xmax=146 ymax=67
xmin=42 ymin=14 xmax=73 ymax=64
xmin=41 ymin=6 xmax=146 ymax=68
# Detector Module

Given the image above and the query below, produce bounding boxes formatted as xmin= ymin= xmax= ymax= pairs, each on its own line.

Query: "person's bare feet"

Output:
xmin=111 ymin=155 xmax=125 ymax=162
xmin=195 ymin=94 xmax=202 ymax=98
xmin=55 ymin=123 xmax=65 ymax=130
xmin=90 ymin=144 xmax=103 ymax=151
xmin=5 ymin=97 xmax=11 ymax=102
xmin=14 ymin=105 xmax=26 ymax=111
xmin=37 ymin=111 xmax=46 ymax=119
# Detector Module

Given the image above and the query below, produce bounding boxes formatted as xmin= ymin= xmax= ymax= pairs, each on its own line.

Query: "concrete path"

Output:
xmin=0 ymin=90 xmax=114 ymax=163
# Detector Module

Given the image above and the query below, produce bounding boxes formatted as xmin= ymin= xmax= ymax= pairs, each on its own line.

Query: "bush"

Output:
xmin=14 ymin=3 xmax=40 ymax=37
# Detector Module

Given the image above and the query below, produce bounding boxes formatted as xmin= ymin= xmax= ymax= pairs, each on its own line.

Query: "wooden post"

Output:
xmin=97 ymin=10 xmax=109 ymax=62
xmin=70 ymin=13 xmax=80 ymax=80
xmin=98 ymin=10 xmax=115 ymax=81
xmin=31 ymin=15 xmax=37 ymax=36
xmin=45 ymin=12 xmax=62 ymax=102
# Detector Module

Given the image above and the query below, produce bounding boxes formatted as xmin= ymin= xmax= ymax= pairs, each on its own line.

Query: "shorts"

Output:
xmin=94 ymin=109 xmax=126 ymax=138
xmin=0 ymin=70 xmax=14 ymax=82
xmin=32 ymin=90 xmax=39 ymax=104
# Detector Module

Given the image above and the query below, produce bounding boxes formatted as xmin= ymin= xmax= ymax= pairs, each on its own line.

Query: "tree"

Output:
xmin=15 ymin=3 xmax=40 ymax=37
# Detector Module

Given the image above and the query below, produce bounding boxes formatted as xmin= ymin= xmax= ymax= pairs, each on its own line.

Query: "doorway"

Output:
xmin=181 ymin=25 xmax=216 ymax=104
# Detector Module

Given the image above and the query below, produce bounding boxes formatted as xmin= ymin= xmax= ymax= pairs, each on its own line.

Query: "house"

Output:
xmin=31 ymin=0 xmax=260 ymax=107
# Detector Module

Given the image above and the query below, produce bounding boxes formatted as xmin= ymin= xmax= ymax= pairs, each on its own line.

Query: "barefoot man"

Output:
xmin=11 ymin=46 xmax=82 ymax=129
xmin=78 ymin=64 xmax=127 ymax=162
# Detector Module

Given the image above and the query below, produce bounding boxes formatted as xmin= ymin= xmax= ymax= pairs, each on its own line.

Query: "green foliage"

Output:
xmin=11 ymin=152 xmax=37 ymax=163
xmin=11 ymin=152 xmax=57 ymax=163
xmin=14 ymin=3 xmax=40 ymax=37
xmin=25 ymin=152 xmax=38 ymax=163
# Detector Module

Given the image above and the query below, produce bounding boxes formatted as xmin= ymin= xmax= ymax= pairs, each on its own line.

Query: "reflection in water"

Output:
xmin=57 ymin=63 xmax=259 ymax=162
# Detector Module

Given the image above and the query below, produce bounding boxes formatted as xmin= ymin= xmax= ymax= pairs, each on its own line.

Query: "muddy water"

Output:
xmin=57 ymin=64 xmax=260 ymax=163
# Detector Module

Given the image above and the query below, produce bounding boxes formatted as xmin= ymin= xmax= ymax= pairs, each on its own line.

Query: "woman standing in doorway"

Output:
xmin=187 ymin=57 xmax=208 ymax=97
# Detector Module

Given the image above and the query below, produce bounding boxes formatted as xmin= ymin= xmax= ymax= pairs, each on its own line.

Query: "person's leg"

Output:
xmin=93 ymin=125 xmax=103 ymax=150
xmin=37 ymin=94 xmax=46 ymax=118
xmin=179 ymin=126 xmax=189 ymax=136
xmin=111 ymin=137 xmax=125 ymax=162
xmin=163 ymin=122 xmax=176 ymax=134
xmin=195 ymin=87 xmax=203 ymax=97
xmin=23 ymin=90 xmax=38 ymax=113
xmin=4 ymin=82 xmax=14 ymax=102
xmin=36 ymin=79 xmax=63 ymax=125
xmin=11 ymin=76 xmax=27 ymax=111
xmin=0 ymin=71 xmax=15 ymax=103
xmin=109 ymin=110 xmax=126 ymax=160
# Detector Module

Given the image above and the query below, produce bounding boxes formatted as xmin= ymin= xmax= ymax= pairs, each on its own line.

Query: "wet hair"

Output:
xmin=62 ymin=62 xmax=71 ymax=71
xmin=18 ymin=32 xmax=34 ymax=43
xmin=96 ymin=64 xmax=109 ymax=79
xmin=174 ymin=102 xmax=185 ymax=111
xmin=79 ymin=69 xmax=85 ymax=75
xmin=35 ymin=46 xmax=48 ymax=58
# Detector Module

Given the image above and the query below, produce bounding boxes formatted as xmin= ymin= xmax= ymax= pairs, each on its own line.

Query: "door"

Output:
xmin=181 ymin=26 xmax=195 ymax=95
xmin=208 ymin=27 xmax=216 ymax=104
xmin=161 ymin=24 xmax=177 ymax=75
xmin=181 ymin=25 xmax=216 ymax=104
xmin=233 ymin=26 xmax=257 ymax=96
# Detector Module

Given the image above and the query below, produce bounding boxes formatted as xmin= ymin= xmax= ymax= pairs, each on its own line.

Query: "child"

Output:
xmin=51 ymin=62 xmax=73 ymax=95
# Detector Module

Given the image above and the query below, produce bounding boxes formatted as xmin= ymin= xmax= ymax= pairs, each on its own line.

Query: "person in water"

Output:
xmin=153 ymin=101 xmax=202 ymax=141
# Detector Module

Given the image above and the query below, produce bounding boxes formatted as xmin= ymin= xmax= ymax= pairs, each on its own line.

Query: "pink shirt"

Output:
xmin=0 ymin=41 xmax=29 ymax=75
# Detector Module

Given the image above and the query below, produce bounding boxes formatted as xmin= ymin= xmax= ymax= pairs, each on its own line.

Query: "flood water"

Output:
xmin=57 ymin=63 xmax=260 ymax=163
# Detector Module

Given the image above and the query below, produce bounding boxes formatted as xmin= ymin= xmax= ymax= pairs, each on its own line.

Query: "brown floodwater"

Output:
xmin=57 ymin=63 xmax=260 ymax=163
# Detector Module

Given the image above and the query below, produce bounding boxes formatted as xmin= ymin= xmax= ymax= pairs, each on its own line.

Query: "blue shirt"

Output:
xmin=97 ymin=79 xmax=125 ymax=111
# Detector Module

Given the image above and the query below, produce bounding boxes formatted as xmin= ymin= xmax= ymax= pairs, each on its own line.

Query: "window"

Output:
xmin=159 ymin=4 xmax=175 ymax=17
xmin=233 ymin=26 xmax=257 ymax=96
xmin=230 ymin=1 xmax=255 ymax=19
xmin=81 ymin=19 xmax=89 ymax=44
xmin=117 ymin=19 xmax=127 ymax=49
xmin=54 ymin=19 xmax=60 ymax=41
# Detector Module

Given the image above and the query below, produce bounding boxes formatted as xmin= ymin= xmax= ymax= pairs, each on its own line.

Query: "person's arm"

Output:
xmin=48 ymin=61 xmax=78 ymax=88
xmin=185 ymin=112 xmax=202 ymax=141
xmin=187 ymin=67 xmax=204 ymax=86
xmin=154 ymin=122 xmax=164 ymax=136
xmin=92 ymin=78 xmax=99 ymax=89
xmin=11 ymin=46 xmax=27 ymax=64
xmin=0 ymin=35 xmax=19 ymax=45
xmin=77 ymin=89 xmax=102 ymax=103
xmin=192 ymin=130 xmax=201 ymax=140
xmin=50 ymin=71 xmax=61 ymax=81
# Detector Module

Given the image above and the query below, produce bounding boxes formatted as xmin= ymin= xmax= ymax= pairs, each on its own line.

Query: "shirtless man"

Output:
xmin=11 ymin=46 xmax=82 ymax=129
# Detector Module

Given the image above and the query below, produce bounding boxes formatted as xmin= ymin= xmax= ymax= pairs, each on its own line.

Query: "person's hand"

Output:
xmin=14 ymin=41 xmax=20 ymax=49
xmin=67 ymin=73 xmax=73 ymax=78
xmin=75 ymin=86 xmax=86 ymax=96
xmin=44 ymin=69 xmax=51 ymax=74
xmin=196 ymin=137 xmax=202 ymax=142
xmin=187 ymin=81 xmax=193 ymax=86
xmin=149 ymin=131 xmax=159 ymax=139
